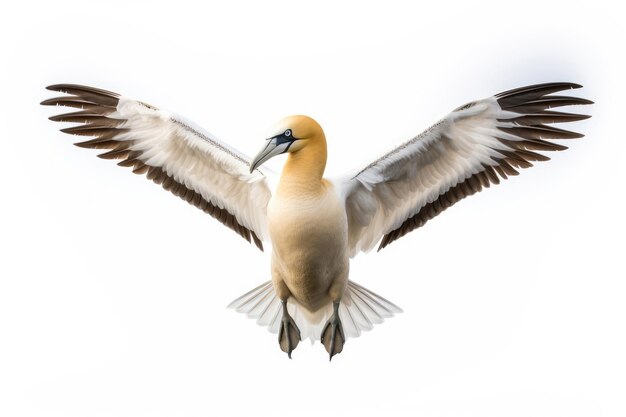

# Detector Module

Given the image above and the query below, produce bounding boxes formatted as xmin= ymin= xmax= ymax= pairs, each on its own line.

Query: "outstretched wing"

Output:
xmin=340 ymin=82 xmax=592 ymax=256
xmin=42 ymin=84 xmax=272 ymax=250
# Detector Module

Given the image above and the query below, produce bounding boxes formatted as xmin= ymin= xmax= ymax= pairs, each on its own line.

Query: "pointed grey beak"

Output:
xmin=249 ymin=136 xmax=295 ymax=173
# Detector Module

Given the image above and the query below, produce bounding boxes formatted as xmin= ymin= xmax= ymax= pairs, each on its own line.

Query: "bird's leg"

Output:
xmin=278 ymin=299 xmax=301 ymax=358
xmin=321 ymin=301 xmax=345 ymax=361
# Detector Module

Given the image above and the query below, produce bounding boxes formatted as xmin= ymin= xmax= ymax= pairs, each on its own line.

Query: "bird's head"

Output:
xmin=249 ymin=115 xmax=325 ymax=173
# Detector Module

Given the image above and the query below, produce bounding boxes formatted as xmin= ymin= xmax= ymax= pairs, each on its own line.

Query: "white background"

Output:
xmin=1 ymin=1 xmax=624 ymax=416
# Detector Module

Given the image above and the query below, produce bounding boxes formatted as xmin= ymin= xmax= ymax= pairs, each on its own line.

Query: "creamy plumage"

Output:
xmin=42 ymin=82 xmax=592 ymax=359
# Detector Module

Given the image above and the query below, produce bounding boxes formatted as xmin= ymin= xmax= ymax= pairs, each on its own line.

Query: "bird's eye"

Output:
xmin=284 ymin=129 xmax=292 ymax=137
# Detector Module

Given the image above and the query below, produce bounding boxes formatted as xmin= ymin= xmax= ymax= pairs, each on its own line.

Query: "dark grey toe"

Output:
xmin=321 ymin=321 xmax=344 ymax=360
xmin=278 ymin=300 xmax=301 ymax=358
xmin=321 ymin=301 xmax=345 ymax=361
xmin=278 ymin=317 xmax=301 ymax=358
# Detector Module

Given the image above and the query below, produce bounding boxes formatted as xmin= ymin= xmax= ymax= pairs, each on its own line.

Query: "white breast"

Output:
xmin=267 ymin=184 xmax=349 ymax=309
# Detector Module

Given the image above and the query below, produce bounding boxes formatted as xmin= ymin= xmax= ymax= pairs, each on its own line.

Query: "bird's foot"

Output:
xmin=321 ymin=301 xmax=345 ymax=361
xmin=278 ymin=300 xmax=301 ymax=358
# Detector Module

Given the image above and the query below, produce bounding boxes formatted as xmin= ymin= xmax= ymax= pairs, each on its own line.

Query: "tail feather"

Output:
xmin=228 ymin=280 xmax=402 ymax=342
xmin=227 ymin=281 xmax=283 ymax=332
xmin=340 ymin=281 xmax=402 ymax=338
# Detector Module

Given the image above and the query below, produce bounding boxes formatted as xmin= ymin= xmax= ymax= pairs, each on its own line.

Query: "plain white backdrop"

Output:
xmin=1 ymin=1 xmax=624 ymax=416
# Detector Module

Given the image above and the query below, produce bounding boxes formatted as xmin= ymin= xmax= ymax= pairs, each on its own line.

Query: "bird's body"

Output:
xmin=268 ymin=117 xmax=348 ymax=313
xmin=42 ymin=82 xmax=592 ymax=359
xmin=269 ymin=180 xmax=349 ymax=312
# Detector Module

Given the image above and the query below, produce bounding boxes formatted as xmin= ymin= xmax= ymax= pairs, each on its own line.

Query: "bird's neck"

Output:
xmin=277 ymin=137 xmax=328 ymax=197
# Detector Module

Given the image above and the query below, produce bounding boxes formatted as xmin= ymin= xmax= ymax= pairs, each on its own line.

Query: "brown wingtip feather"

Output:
xmin=46 ymin=83 xmax=120 ymax=99
xmin=495 ymin=82 xmax=583 ymax=99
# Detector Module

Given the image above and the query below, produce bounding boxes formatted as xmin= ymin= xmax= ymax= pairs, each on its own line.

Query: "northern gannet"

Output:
xmin=42 ymin=82 xmax=592 ymax=359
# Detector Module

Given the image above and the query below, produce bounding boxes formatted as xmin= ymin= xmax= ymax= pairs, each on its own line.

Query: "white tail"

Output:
xmin=227 ymin=281 xmax=402 ymax=342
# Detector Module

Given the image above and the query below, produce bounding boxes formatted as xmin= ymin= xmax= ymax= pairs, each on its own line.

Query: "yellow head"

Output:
xmin=249 ymin=115 xmax=326 ymax=173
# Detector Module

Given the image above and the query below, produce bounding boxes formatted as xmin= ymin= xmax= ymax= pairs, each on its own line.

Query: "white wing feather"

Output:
xmin=339 ymin=83 xmax=591 ymax=256
xmin=44 ymin=84 xmax=272 ymax=249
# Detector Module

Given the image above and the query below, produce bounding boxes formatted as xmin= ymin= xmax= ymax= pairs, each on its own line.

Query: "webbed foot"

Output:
xmin=278 ymin=300 xmax=301 ymax=358
xmin=321 ymin=301 xmax=345 ymax=361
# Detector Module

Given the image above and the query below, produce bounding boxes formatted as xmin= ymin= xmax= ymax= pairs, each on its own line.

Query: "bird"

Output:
xmin=42 ymin=82 xmax=592 ymax=360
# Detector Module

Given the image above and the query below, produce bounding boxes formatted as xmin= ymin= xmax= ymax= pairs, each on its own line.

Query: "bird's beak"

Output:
xmin=249 ymin=136 xmax=295 ymax=173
